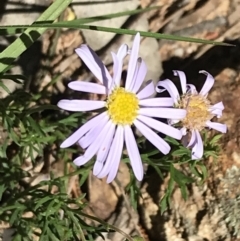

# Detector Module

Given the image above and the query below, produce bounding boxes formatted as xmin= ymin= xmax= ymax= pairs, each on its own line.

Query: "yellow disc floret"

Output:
xmin=178 ymin=94 xmax=213 ymax=131
xmin=106 ymin=87 xmax=139 ymax=125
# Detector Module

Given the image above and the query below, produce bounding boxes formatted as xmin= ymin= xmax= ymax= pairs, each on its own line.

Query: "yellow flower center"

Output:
xmin=178 ymin=94 xmax=213 ymax=131
xmin=106 ymin=87 xmax=139 ymax=125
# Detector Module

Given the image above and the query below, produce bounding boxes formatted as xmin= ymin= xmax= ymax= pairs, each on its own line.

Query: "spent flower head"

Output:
xmin=156 ymin=70 xmax=227 ymax=160
xmin=57 ymin=33 xmax=186 ymax=183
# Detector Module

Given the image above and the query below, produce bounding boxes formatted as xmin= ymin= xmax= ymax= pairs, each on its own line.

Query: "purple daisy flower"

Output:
xmin=57 ymin=33 xmax=186 ymax=183
xmin=156 ymin=70 xmax=227 ymax=160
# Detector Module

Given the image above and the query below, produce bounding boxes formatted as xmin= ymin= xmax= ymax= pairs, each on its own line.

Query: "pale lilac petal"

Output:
xmin=186 ymin=84 xmax=197 ymax=94
xmin=68 ymin=81 xmax=106 ymax=94
xmin=75 ymin=45 xmax=112 ymax=88
xmin=210 ymin=109 xmax=223 ymax=118
xmin=209 ymin=101 xmax=224 ymax=117
xmin=128 ymin=57 xmax=141 ymax=91
xmin=137 ymin=80 xmax=155 ymax=100
xmin=106 ymin=159 xmax=121 ymax=183
xmin=181 ymin=127 xmax=187 ymax=135
xmin=93 ymin=161 xmax=103 ymax=178
xmin=130 ymin=58 xmax=147 ymax=93
xmin=79 ymin=114 xmax=110 ymax=149
xmin=199 ymin=70 xmax=215 ymax=96
xmin=73 ymin=155 xmax=91 ymax=167
xmin=138 ymin=107 xmax=186 ymax=119
xmin=156 ymin=80 xmax=179 ymax=104
xmin=192 ymin=130 xmax=203 ymax=160
xmin=97 ymin=125 xmax=124 ymax=179
xmin=117 ymin=44 xmax=128 ymax=60
xmin=187 ymin=130 xmax=197 ymax=147
xmin=205 ymin=121 xmax=227 ymax=133
xmin=106 ymin=127 xmax=124 ymax=179
xmin=125 ymin=33 xmax=141 ymax=90
xmin=98 ymin=126 xmax=124 ymax=182
xmin=60 ymin=112 xmax=107 ymax=148
xmin=111 ymin=52 xmax=122 ymax=88
xmin=57 ymin=100 xmax=105 ymax=112
xmin=137 ymin=115 xmax=182 ymax=140
xmin=110 ymin=45 xmax=128 ymax=89
xmin=83 ymin=120 xmax=112 ymax=159
xmin=139 ymin=97 xmax=173 ymax=107
xmin=106 ymin=145 xmax=123 ymax=183
xmin=93 ymin=122 xmax=116 ymax=176
xmin=124 ymin=125 xmax=143 ymax=181
xmin=168 ymin=119 xmax=180 ymax=125
xmin=73 ymin=120 xmax=112 ymax=166
xmin=211 ymin=101 xmax=224 ymax=110
xmin=134 ymin=119 xmax=170 ymax=154
xmin=173 ymin=70 xmax=187 ymax=94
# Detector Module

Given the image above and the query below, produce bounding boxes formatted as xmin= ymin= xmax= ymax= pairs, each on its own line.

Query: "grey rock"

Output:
xmin=72 ymin=0 xmax=139 ymax=50
xmin=0 ymin=0 xmax=51 ymax=25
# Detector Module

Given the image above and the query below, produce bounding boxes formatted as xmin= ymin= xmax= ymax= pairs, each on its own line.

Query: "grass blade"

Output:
xmin=76 ymin=24 xmax=234 ymax=46
xmin=0 ymin=6 xmax=159 ymax=35
xmin=0 ymin=22 xmax=232 ymax=47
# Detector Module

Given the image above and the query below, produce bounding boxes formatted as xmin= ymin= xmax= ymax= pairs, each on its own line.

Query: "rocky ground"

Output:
xmin=1 ymin=0 xmax=240 ymax=241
